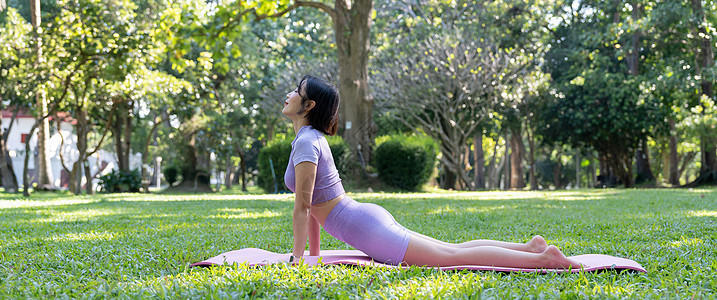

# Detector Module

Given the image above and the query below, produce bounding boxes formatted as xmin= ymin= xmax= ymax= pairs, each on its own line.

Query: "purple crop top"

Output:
xmin=284 ymin=126 xmax=345 ymax=205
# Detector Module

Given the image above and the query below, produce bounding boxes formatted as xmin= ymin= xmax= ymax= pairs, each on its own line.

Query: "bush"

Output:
xmin=258 ymin=134 xmax=353 ymax=193
xmin=194 ymin=168 xmax=211 ymax=185
xmin=257 ymin=136 xmax=293 ymax=193
xmin=373 ymin=134 xmax=438 ymax=191
xmin=163 ymin=164 xmax=181 ymax=186
xmin=99 ymin=169 xmax=141 ymax=193
xmin=326 ymin=135 xmax=353 ymax=176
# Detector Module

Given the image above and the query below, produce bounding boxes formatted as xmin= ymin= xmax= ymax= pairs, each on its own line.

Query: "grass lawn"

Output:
xmin=0 ymin=188 xmax=715 ymax=299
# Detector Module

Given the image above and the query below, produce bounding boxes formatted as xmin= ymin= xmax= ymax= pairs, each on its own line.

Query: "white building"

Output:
xmin=2 ymin=109 xmax=142 ymax=190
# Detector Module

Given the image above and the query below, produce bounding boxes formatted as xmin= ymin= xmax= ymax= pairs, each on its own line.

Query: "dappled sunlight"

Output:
xmin=427 ymin=205 xmax=514 ymax=215
xmin=667 ymin=237 xmax=704 ymax=248
xmin=36 ymin=208 xmax=116 ymax=223
xmin=0 ymin=198 xmax=97 ymax=209
xmin=581 ymin=282 xmax=634 ymax=296
xmin=374 ymin=272 xmax=485 ymax=298
xmin=685 ymin=188 xmax=715 ymax=194
xmin=49 ymin=231 xmax=117 ymax=243
xmin=211 ymin=208 xmax=283 ymax=219
xmin=351 ymin=189 xmax=617 ymax=202
xmin=687 ymin=210 xmax=717 ymax=218
xmin=100 ymin=193 xmax=295 ymax=203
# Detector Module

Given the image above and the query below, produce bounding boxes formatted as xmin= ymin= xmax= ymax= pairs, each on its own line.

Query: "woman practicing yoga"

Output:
xmin=282 ymin=74 xmax=581 ymax=269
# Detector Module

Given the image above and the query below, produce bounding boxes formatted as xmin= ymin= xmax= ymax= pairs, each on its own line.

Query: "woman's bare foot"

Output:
xmin=526 ymin=235 xmax=549 ymax=253
xmin=541 ymin=245 xmax=583 ymax=269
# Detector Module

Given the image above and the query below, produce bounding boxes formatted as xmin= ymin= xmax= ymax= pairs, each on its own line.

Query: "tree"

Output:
xmin=176 ymin=0 xmax=376 ymax=169
xmin=689 ymin=0 xmax=717 ymax=185
xmin=39 ymin=0 xmax=157 ymax=194
xmin=30 ymin=0 xmax=55 ymax=190
xmin=540 ymin=0 xmax=667 ymax=188
xmin=0 ymin=7 xmax=34 ymax=193
xmin=373 ymin=32 xmax=525 ymax=189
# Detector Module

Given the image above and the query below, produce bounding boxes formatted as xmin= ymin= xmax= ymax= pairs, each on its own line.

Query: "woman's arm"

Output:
xmin=308 ymin=215 xmax=320 ymax=256
xmin=292 ymin=161 xmax=317 ymax=259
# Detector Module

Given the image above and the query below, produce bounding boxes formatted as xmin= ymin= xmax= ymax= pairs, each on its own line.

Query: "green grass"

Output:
xmin=0 ymin=188 xmax=715 ymax=299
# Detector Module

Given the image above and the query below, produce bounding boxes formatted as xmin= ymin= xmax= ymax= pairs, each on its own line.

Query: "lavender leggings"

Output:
xmin=323 ymin=197 xmax=411 ymax=265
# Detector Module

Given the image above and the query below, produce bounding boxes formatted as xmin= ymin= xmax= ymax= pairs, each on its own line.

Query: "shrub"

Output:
xmin=258 ymin=136 xmax=293 ymax=193
xmin=194 ymin=169 xmax=211 ymax=185
xmin=258 ymin=134 xmax=353 ymax=193
xmin=163 ymin=164 xmax=181 ymax=186
xmin=99 ymin=169 xmax=141 ymax=193
xmin=326 ymin=135 xmax=353 ymax=175
xmin=373 ymin=134 xmax=438 ymax=191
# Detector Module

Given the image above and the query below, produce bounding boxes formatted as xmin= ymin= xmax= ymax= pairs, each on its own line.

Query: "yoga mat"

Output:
xmin=190 ymin=248 xmax=647 ymax=273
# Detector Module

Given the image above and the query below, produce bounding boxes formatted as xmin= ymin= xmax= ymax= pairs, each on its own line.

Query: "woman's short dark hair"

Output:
xmin=297 ymin=75 xmax=340 ymax=136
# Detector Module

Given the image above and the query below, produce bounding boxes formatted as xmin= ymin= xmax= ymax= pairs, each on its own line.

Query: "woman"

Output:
xmin=282 ymin=75 xmax=581 ymax=269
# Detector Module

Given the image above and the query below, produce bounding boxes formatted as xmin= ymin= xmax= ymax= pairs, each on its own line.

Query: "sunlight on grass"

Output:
xmin=687 ymin=210 xmax=717 ymax=218
xmin=375 ymin=272 xmax=485 ymax=298
xmin=0 ymin=198 xmax=97 ymax=209
xmin=427 ymin=205 xmax=515 ymax=215
xmin=49 ymin=231 xmax=117 ymax=242
xmin=212 ymin=208 xmax=283 ymax=219
xmin=36 ymin=208 xmax=116 ymax=223
xmin=100 ymin=194 xmax=294 ymax=202
xmin=352 ymin=190 xmax=617 ymax=202
xmin=668 ymin=237 xmax=704 ymax=248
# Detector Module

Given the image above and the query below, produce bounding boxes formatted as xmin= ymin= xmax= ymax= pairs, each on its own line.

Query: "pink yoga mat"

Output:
xmin=190 ymin=248 xmax=647 ymax=273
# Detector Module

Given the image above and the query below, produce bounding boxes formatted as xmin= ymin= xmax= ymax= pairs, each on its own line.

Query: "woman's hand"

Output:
xmin=287 ymin=255 xmax=303 ymax=265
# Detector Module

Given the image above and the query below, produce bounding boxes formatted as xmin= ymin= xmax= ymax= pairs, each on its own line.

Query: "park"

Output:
xmin=1 ymin=0 xmax=716 ymax=298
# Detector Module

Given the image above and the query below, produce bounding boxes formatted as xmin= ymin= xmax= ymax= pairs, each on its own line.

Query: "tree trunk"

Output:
xmin=69 ymin=110 xmax=89 ymax=195
xmin=509 ymin=126 xmax=525 ymax=189
xmin=224 ymin=158 xmax=235 ymax=189
xmin=503 ymin=134 xmax=510 ymax=190
xmin=473 ymin=131 xmax=485 ymax=190
xmin=487 ymin=143 xmax=498 ymax=189
xmin=691 ymin=0 xmax=717 ymax=183
xmin=527 ymin=126 xmax=537 ymax=190
xmin=635 ymin=139 xmax=655 ymax=184
xmin=0 ymin=107 xmax=18 ymax=193
xmin=140 ymin=115 xmax=164 ymax=192
xmin=23 ymin=124 xmax=38 ymax=196
xmin=112 ymin=101 xmax=133 ymax=172
xmin=553 ymin=150 xmax=562 ymax=189
xmin=84 ymin=159 xmax=93 ymax=194
xmin=668 ymin=119 xmax=679 ymax=185
xmin=443 ymin=168 xmax=457 ymax=190
xmin=333 ymin=0 xmax=375 ymax=168
xmin=239 ymin=151 xmax=247 ymax=192
xmin=31 ymin=0 xmax=55 ymax=190
xmin=575 ymin=150 xmax=580 ymax=189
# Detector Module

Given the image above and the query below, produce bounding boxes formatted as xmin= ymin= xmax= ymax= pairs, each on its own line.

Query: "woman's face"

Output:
xmin=282 ymin=84 xmax=305 ymax=118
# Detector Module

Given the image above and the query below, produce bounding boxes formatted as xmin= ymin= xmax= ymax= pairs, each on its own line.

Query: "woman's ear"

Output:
xmin=304 ymin=100 xmax=316 ymax=112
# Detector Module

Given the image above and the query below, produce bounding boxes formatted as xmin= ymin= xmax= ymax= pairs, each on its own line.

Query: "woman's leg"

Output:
xmin=402 ymin=236 xmax=581 ymax=268
xmin=408 ymin=231 xmax=548 ymax=253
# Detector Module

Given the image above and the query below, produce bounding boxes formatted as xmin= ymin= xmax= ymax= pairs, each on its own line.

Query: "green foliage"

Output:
xmin=0 ymin=7 xmax=33 ymax=105
xmin=373 ymin=134 xmax=438 ymax=191
xmin=257 ymin=134 xmax=353 ymax=194
xmin=163 ymin=163 xmax=181 ymax=186
xmin=98 ymin=169 xmax=141 ymax=193
xmin=326 ymin=135 xmax=352 ymax=176
xmin=257 ymin=136 xmax=293 ymax=193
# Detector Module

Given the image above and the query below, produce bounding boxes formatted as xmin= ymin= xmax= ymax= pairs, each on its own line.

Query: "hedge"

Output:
xmin=258 ymin=134 xmax=351 ymax=193
xmin=373 ymin=134 xmax=438 ymax=191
